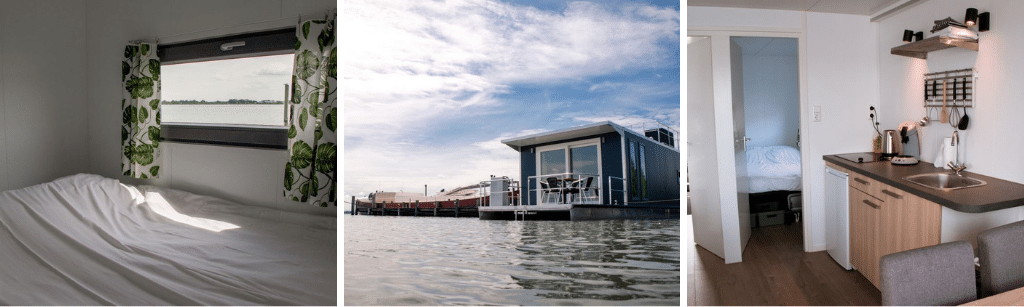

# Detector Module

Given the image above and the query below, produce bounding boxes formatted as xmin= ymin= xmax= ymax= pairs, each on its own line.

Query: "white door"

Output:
xmin=730 ymin=38 xmax=752 ymax=254
xmin=686 ymin=36 xmax=726 ymax=260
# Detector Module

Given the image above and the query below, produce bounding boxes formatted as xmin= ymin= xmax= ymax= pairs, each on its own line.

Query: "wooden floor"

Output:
xmin=686 ymin=217 xmax=882 ymax=306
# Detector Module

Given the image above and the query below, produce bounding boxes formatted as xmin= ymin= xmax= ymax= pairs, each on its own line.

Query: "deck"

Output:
xmin=479 ymin=203 xmax=679 ymax=221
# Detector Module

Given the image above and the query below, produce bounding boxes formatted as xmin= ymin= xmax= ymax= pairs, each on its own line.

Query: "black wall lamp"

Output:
xmin=965 ymin=8 xmax=978 ymax=26
xmin=902 ymin=30 xmax=925 ymax=42
xmin=965 ymin=8 xmax=991 ymax=32
xmin=979 ymin=12 xmax=990 ymax=32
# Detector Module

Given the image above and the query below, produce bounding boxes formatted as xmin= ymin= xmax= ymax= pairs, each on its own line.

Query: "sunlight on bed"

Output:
xmin=142 ymin=191 xmax=239 ymax=232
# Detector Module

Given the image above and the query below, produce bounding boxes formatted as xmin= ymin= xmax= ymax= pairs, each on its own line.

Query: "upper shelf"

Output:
xmin=891 ymin=36 xmax=979 ymax=59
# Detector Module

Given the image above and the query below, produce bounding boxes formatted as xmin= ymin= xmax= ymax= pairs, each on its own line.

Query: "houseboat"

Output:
xmin=480 ymin=121 xmax=681 ymax=220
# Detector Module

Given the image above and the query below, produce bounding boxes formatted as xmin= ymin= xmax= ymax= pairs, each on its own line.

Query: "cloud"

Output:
xmin=256 ymin=62 xmax=292 ymax=76
xmin=343 ymin=0 xmax=678 ymax=133
xmin=343 ymin=0 xmax=679 ymax=197
xmin=589 ymin=81 xmax=624 ymax=92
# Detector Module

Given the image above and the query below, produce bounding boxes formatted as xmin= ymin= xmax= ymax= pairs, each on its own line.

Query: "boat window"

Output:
xmin=162 ymin=54 xmax=292 ymax=127
xmin=157 ymin=28 xmax=295 ymax=149
xmin=639 ymin=144 xmax=648 ymax=200
xmin=540 ymin=149 xmax=566 ymax=175
xmin=570 ymin=145 xmax=599 ymax=177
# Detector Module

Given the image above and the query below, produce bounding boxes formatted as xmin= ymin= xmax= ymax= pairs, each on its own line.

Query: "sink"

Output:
xmin=903 ymin=173 xmax=987 ymax=191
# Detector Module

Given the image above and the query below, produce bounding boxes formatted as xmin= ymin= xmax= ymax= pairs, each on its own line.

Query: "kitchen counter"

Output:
xmin=824 ymin=154 xmax=1024 ymax=213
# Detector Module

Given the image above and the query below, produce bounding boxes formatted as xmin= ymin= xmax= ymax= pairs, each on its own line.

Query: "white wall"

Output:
xmin=85 ymin=0 xmax=336 ymax=215
xmin=688 ymin=6 xmax=880 ymax=253
xmin=0 ymin=0 xmax=90 ymax=191
xmin=743 ymin=54 xmax=800 ymax=147
xmin=877 ymin=0 xmax=1024 ymax=233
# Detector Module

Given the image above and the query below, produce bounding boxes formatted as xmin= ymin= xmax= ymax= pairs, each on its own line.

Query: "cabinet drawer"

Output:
xmin=849 ymin=172 xmax=883 ymax=199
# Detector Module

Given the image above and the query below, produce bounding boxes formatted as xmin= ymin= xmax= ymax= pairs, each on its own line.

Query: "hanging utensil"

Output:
xmin=958 ymin=78 xmax=970 ymax=130
xmin=952 ymin=78 xmax=960 ymax=124
xmin=940 ymin=80 xmax=948 ymax=124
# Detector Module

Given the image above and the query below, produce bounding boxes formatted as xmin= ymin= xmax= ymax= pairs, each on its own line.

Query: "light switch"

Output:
xmin=813 ymin=106 xmax=822 ymax=122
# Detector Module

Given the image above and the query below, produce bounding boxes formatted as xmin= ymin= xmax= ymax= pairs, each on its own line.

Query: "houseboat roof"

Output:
xmin=501 ymin=121 xmax=679 ymax=152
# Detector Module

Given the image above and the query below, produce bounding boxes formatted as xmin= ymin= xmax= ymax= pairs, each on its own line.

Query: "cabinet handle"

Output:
xmin=853 ymin=178 xmax=869 ymax=185
xmin=862 ymin=199 xmax=880 ymax=209
xmin=882 ymin=189 xmax=902 ymax=199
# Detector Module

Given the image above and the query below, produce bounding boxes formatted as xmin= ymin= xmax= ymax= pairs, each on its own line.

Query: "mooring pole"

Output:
xmin=415 ymin=200 xmax=420 ymax=216
xmin=434 ymin=201 xmax=438 ymax=216
xmin=351 ymin=196 xmax=355 ymax=216
xmin=371 ymin=196 xmax=376 ymax=216
xmin=455 ymin=199 xmax=460 ymax=218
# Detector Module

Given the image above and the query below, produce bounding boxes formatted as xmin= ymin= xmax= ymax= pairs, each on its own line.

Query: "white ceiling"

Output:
xmin=732 ymin=37 xmax=798 ymax=56
xmin=687 ymin=0 xmax=904 ymax=16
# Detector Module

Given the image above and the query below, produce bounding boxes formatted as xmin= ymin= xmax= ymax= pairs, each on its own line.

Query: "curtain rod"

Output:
xmin=129 ymin=9 xmax=336 ymax=45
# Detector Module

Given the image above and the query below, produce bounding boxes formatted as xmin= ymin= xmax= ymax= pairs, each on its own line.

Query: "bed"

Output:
xmin=746 ymin=145 xmax=802 ymax=193
xmin=0 ymin=173 xmax=336 ymax=305
xmin=745 ymin=146 xmax=802 ymax=218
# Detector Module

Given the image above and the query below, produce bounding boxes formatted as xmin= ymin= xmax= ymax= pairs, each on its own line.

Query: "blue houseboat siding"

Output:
xmin=622 ymin=131 xmax=680 ymax=208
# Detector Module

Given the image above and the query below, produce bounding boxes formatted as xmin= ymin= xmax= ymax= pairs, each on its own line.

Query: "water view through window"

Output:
xmin=161 ymin=54 xmax=293 ymax=126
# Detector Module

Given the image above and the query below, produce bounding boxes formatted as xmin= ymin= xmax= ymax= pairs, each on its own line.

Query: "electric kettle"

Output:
xmin=882 ymin=129 xmax=902 ymax=158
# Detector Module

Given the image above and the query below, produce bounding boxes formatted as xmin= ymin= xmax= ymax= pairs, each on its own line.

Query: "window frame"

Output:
xmin=534 ymin=138 xmax=603 ymax=205
xmin=157 ymin=27 xmax=296 ymax=150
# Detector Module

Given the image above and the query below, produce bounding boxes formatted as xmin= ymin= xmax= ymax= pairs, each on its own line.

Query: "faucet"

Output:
xmin=948 ymin=131 xmax=966 ymax=176
xmin=948 ymin=162 xmax=967 ymax=176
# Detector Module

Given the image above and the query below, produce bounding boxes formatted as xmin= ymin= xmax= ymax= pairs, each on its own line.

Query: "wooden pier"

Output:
xmin=350 ymin=196 xmax=482 ymax=218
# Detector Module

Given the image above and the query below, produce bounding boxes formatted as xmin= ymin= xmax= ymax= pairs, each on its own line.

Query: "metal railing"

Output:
xmin=525 ymin=173 xmax=601 ymax=206
xmin=607 ymin=176 xmax=627 ymax=206
xmin=477 ymin=177 xmax=519 ymax=207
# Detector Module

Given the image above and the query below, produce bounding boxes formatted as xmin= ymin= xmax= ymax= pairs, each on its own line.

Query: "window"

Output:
xmin=629 ymin=141 xmax=638 ymax=200
xmin=539 ymin=149 xmax=566 ymax=176
xmin=639 ymin=144 xmax=648 ymax=200
xmin=629 ymin=141 xmax=650 ymax=201
xmin=536 ymin=139 xmax=602 ymax=205
xmin=158 ymin=28 xmax=295 ymax=149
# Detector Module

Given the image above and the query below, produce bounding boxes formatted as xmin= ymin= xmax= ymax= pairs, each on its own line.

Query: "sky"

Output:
xmin=343 ymin=0 xmax=681 ymax=199
xmin=162 ymin=54 xmax=294 ymax=102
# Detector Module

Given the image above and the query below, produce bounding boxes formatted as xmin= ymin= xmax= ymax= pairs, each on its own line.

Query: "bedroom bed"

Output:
xmin=747 ymin=145 xmax=802 ymax=193
xmin=0 ymin=173 xmax=336 ymax=305
xmin=745 ymin=146 xmax=802 ymax=221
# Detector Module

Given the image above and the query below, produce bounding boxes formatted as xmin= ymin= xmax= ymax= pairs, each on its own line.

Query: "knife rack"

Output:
xmin=924 ymin=68 xmax=975 ymax=109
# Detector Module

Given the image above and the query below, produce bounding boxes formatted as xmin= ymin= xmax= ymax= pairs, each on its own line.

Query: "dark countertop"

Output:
xmin=824 ymin=154 xmax=1024 ymax=213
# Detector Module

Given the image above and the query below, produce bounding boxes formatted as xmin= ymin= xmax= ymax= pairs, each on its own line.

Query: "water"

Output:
xmin=161 ymin=104 xmax=286 ymax=126
xmin=344 ymin=216 xmax=680 ymax=305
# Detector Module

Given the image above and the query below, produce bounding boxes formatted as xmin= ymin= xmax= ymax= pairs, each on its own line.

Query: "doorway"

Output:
xmin=731 ymin=36 xmax=804 ymax=243
xmin=687 ymin=30 xmax=809 ymax=264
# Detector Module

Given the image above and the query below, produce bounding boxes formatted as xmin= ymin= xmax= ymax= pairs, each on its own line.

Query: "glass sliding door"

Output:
xmin=536 ymin=139 xmax=602 ymax=205
xmin=539 ymin=149 xmax=566 ymax=176
xmin=570 ymin=145 xmax=600 ymax=203
xmin=538 ymin=149 xmax=566 ymax=205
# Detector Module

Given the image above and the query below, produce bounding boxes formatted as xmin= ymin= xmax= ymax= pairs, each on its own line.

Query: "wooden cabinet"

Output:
xmin=828 ymin=162 xmax=943 ymax=289
xmin=850 ymin=188 xmax=882 ymax=287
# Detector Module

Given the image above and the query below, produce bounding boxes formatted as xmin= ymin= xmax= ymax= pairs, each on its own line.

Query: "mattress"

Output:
xmin=0 ymin=173 xmax=336 ymax=305
xmin=746 ymin=146 xmax=802 ymax=193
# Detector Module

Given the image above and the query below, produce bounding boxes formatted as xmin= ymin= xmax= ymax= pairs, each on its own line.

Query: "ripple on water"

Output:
xmin=344 ymin=216 xmax=680 ymax=306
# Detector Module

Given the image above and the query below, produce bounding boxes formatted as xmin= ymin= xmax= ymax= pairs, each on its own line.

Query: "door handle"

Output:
xmin=882 ymin=189 xmax=902 ymax=199
xmin=853 ymin=178 xmax=869 ymax=185
xmin=863 ymin=199 xmax=880 ymax=209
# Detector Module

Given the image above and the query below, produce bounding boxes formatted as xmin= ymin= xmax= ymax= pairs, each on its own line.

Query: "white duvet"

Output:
xmin=0 ymin=174 xmax=336 ymax=305
xmin=746 ymin=146 xmax=802 ymax=193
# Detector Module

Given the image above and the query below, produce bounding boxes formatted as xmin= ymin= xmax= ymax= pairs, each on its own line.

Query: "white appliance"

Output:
xmin=825 ymin=166 xmax=852 ymax=270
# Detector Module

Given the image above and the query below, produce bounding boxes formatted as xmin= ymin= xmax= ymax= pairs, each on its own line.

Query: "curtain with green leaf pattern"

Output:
xmin=121 ymin=43 xmax=162 ymax=179
xmin=284 ymin=16 xmax=337 ymax=207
